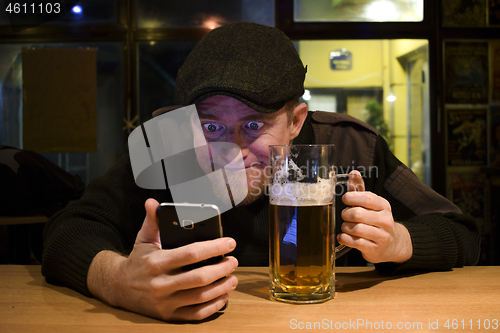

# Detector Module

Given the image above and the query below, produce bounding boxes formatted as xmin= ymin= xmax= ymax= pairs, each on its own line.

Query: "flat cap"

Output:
xmin=175 ymin=22 xmax=306 ymax=113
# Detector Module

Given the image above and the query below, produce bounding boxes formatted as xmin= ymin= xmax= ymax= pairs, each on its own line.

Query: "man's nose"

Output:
xmin=225 ymin=129 xmax=250 ymax=156
xmin=211 ymin=142 xmax=243 ymax=168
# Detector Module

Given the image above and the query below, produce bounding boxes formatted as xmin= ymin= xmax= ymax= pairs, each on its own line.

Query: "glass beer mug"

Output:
xmin=269 ymin=144 xmax=360 ymax=304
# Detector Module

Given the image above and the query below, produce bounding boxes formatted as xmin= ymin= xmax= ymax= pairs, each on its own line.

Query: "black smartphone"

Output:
xmin=157 ymin=202 xmax=224 ymax=271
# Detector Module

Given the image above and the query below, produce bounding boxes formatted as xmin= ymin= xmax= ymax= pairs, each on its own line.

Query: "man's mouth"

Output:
xmin=247 ymin=161 xmax=266 ymax=169
xmin=212 ymin=161 xmax=266 ymax=170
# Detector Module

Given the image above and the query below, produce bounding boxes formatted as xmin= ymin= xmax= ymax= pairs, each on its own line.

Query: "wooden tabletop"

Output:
xmin=1 ymin=265 xmax=499 ymax=332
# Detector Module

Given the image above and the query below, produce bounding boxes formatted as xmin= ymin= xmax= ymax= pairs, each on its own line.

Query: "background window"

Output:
xmin=137 ymin=41 xmax=197 ymax=122
xmin=294 ymin=0 xmax=424 ymax=22
xmin=136 ymin=0 xmax=274 ymax=29
xmin=0 ymin=42 xmax=124 ymax=184
xmin=297 ymin=39 xmax=430 ymax=183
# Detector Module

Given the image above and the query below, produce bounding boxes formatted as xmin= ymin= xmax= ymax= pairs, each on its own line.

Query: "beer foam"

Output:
xmin=270 ymin=178 xmax=334 ymax=206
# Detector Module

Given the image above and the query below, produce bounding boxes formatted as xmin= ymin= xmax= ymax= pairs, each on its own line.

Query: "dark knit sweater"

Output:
xmin=42 ymin=111 xmax=480 ymax=297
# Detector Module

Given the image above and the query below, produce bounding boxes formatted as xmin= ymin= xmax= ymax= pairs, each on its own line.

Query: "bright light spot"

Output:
xmin=72 ymin=5 xmax=82 ymax=14
xmin=365 ymin=1 xmax=399 ymax=21
xmin=203 ymin=18 xmax=221 ymax=30
xmin=303 ymin=90 xmax=311 ymax=101
xmin=329 ymin=48 xmax=348 ymax=59
xmin=386 ymin=94 xmax=397 ymax=102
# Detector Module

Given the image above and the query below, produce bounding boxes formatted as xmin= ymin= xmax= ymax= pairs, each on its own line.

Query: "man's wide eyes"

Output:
xmin=202 ymin=121 xmax=264 ymax=132
xmin=203 ymin=123 xmax=222 ymax=132
xmin=246 ymin=121 xmax=264 ymax=130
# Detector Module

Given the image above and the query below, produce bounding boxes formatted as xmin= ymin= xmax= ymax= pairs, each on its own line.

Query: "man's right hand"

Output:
xmin=87 ymin=198 xmax=238 ymax=321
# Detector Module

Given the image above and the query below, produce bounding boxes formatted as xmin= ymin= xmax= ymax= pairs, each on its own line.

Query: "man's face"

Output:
xmin=194 ymin=95 xmax=305 ymax=205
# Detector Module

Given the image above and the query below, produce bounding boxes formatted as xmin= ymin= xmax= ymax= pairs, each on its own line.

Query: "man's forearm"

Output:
xmin=392 ymin=222 xmax=413 ymax=264
xmin=87 ymin=250 xmax=127 ymax=307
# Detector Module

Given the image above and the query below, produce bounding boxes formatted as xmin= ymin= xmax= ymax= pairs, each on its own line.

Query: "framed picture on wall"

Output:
xmin=490 ymin=0 xmax=500 ymax=26
xmin=444 ymin=42 xmax=489 ymax=104
xmin=447 ymin=170 xmax=489 ymax=264
xmin=442 ymin=0 xmax=487 ymax=27
xmin=447 ymin=108 xmax=488 ymax=166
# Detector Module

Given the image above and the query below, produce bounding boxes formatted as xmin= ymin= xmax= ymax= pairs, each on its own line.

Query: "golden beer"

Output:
xmin=269 ymin=144 xmax=338 ymax=304
xmin=269 ymin=203 xmax=334 ymax=303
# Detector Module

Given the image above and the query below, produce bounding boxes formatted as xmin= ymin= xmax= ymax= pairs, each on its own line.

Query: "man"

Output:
xmin=42 ymin=22 xmax=480 ymax=321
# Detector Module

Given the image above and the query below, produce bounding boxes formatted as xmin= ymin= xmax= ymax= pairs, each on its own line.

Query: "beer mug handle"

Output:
xmin=334 ymin=171 xmax=364 ymax=259
xmin=335 ymin=244 xmax=351 ymax=258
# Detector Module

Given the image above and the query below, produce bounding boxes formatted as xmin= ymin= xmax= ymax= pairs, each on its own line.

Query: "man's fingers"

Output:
xmin=166 ymin=256 xmax=238 ymax=291
xmin=136 ymin=198 xmax=161 ymax=247
xmin=347 ymin=170 xmax=365 ymax=192
xmin=171 ymin=294 xmax=230 ymax=321
xmin=341 ymin=220 xmax=370 ymax=237
xmin=142 ymin=255 xmax=237 ymax=301
xmin=340 ymin=221 xmax=389 ymax=242
xmin=341 ymin=205 xmax=394 ymax=230
xmin=163 ymin=237 xmax=237 ymax=270
xmin=159 ymin=274 xmax=237 ymax=321
xmin=337 ymin=232 xmax=378 ymax=254
xmin=174 ymin=275 xmax=237 ymax=308
xmin=337 ymin=232 xmax=385 ymax=263
xmin=342 ymin=191 xmax=391 ymax=212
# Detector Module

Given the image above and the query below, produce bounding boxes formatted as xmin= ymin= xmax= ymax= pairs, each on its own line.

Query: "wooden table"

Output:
xmin=1 ymin=266 xmax=499 ymax=332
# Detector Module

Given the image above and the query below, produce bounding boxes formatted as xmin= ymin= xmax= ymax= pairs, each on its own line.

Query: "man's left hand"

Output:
xmin=338 ymin=191 xmax=413 ymax=264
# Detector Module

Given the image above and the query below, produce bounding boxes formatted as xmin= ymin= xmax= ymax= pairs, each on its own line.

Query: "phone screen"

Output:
xmin=157 ymin=203 xmax=224 ymax=270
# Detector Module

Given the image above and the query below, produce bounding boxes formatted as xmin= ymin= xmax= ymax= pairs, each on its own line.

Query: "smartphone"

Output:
xmin=157 ymin=202 xmax=224 ymax=271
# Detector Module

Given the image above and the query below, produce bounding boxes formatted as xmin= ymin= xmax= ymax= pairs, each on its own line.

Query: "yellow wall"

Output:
xmin=299 ymin=39 xmax=428 ymax=167
xmin=388 ymin=39 xmax=428 ymax=164
xmin=299 ymin=40 xmax=384 ymax=88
